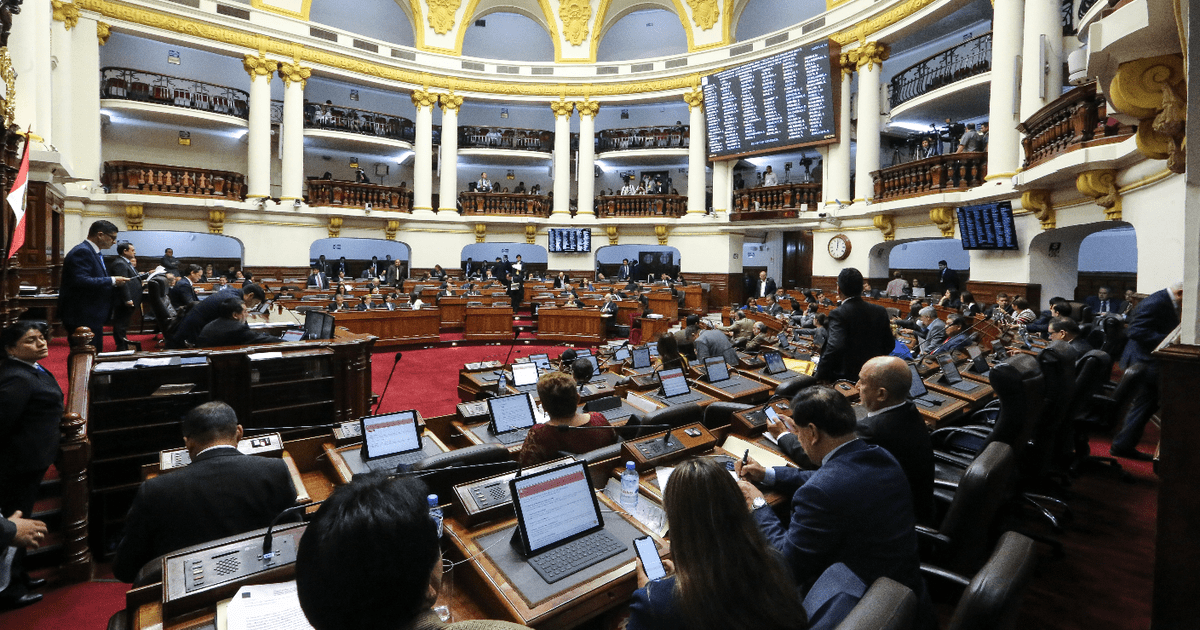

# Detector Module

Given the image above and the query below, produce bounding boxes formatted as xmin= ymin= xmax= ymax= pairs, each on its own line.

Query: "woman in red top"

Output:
xmin=518 ymin=371 xmax=617 ymax=467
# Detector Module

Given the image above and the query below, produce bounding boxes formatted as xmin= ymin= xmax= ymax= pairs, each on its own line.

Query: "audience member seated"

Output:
xmin=516 ymin=372 xmax=616 ymax=467
xmin=170 ymin=264 xmax=202 ymax=308
xmin=1049 ymin=316 xmax=1092 ymax=356
xmin=196 ymin=297 xmax=283 ymax=348
xmin=113 ymin=401 xmax=297 ymax=582
xmin=1085 ymin=286 xmax=1126 ymax=319
xmin=913 ymin=307 xmax=946 ymax=358
xmin=655 ymin=332 xmax=690 ymax=372
xmin=930 ymin=314 xmax=972 ymax=355
xmin=627 ymin=457 xmax=811 ymax=630
xmin=744 ymin=322 xmax=776 ymax=353
xmin=295 ymin=473 xmax=531 ymax=630
xmin=1010 ymin=297 xmax=1037 ymax=327
xmin=1024 ymin=297 xmax=1069 ymax=335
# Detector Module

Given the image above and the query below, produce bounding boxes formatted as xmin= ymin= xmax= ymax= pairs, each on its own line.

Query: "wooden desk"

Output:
xmin=438 ymin=296 xmax=467 ymax=327
xmin=465 ymin=306 xmax=514 ymax=341
xmin=638 ymin=317 xmax=672 ymax=342
xmin=690 ymin=372 xmax=772 ymax=404
xmin=646 ymin=292 xmax=679 ymax=321
xmin=322 ymin=429 xmax=452 ymax=484
xmin=331 ymin=308 xmax=441 ymax=346
xmin=680 ymin=285 xmax=703 ymax=314
xmin=537 ymin=307 xmax=604 ymax=344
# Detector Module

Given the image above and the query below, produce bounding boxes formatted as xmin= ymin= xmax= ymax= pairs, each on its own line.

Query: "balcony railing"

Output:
xmin=732 ymin=183 xmax=822 ymax=219
xmin=100 ymin=67 xmax=249 ymax=118
xmin=306 ymin=179 xmax=412 ymax=211
xmin=304 ymin=101 xmax=416 ymax=143
xmin=103 ymin=161 xmax=246 ymax=200
xmin=460 ymin=126 xmax=553 ymax=151
xmin=1016 ymin=81 xmax=1133 ymax=170
xmin=888 ymin=32 xmax=992 ymax=109
xmin=871 ymin=153 xmax=987 ymax=201
xmin=597 ymin=125 xmax=689 ymax=151
xmin=460 ymin=192 xmax=551 ymax=217
xmin=594 ymin=194 xmax=687 ymax=218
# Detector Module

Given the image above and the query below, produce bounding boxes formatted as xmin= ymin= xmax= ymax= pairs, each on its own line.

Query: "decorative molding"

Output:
xmin=439 ymin=91 xmax=463 ymax=112
xmin=207 ymin=209 xmax=225 ymax=234
xmin=1021 ymin=189 xmax=1055 ymax=229
xmin=683 ymin=87 xmax=704 ymax=111
xmin=124 ymin=204 xmax=143 ymax=231
xmin=576 ymin=98 xmax=599 ymax=118
xmin=1076 ymin=170 xmax=1121 ymax=221
xmin=251 ymin=0 xmax=313 ymax=21
xmin=411 ymin=88 xmax=438 ymax=111
xmin=0 ymin=48 xmax=15 ymax=128
xmin=685 ymin=0 xmax=721 ymax=30
xmin=560 ymin=0 xmax=592 ymax=46
xmin=851 ymin=41 xmax=890 ymax=72
xmin=525 ymin=224 xmax=537 ymax=244
xmin=1109 ymin=54 xmax=1187 ymax=173
xmin=96 ymin=21 xmax=111 ymax=45
xmin=928 ymin=207 xmax=955 ymax=238
xmin=277 ymin=61 xmax=311 ymax=88
xmin=838 ymin=52 xmax=856 ymax=80
xmin=427 ymin=0 xmax=463 ymax=35
xmin=385 ymin=219 xmax=399 ymax=241
xmin=873 ymin=214 xmax=895 ymax=241
xmin=243 ymin=53 xmax=276 ymax=83
xmin=327 ymin=216 xmax=343 ymax=238
xmin=550 ymin=98 xmax=576 ymax=119
xmin=655 ymin=224 xmax=668 ymax=245
xmin=606 ymin=225 xmax=618 ymax=245
xmin=832 ymin=0 xmax=938 ymax=46
xmin=51 ymin=1 xmax=81 ymax=30
xmin=474 ymin=223 xmax=486 ymax=243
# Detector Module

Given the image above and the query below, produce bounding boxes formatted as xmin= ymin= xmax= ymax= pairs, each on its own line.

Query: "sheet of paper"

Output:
xmin=654 ymin=466 xmax=674 ymax=493
xmin=762 ymin=431 xmax=780 ymax=445
xmin=94 ymin=360 xmax=138 ymax=373
xmin=722 ymin=435 xmax=792 ymax=470
xmin=603 ymin=479 xmax=669 ymax=537
xmin=134 ymin=357 xmax=173 ymax=368
xmin=249 ymin=352 xmax=285 ymax=361
xmin=625 ymin=392 xmax=658 ymax=414
xmin=225 ymin=581 xmax=315 ymax=630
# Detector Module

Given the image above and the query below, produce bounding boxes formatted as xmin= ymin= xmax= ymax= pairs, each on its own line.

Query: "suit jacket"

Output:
xmin=197 ymin=317 xmax=282 ymax=348
xmin=755 ymin=440 xmax=922 ymax=597
xmin=113 ymin=448 xmax=297 ymax=582
xmin=757 ymin=278 xmax=778 ymax=297
xmin=618 ymin=264 xmax=631 ymax=280
xmin=1084 ymin=296 xmax=1126 ymax=317
xmin=170 ymin=287 xmax=244 ymax=348
xmin=0 ymin=358 xmax=64 ymax=472
xmin=916 ymin=319 xmax=947 ymax=356
xmin=361 ymin=263 xmax=380 ymax=278
xmin=384 ymin=265 xmax=405 ymax=286
xmin=693 ymin=329 xmax=739 ymax=366
xmin=721 ymin=318 xmax=755 ymax=340
xmin=600 ymin=300 xmax=618 ymax=316
xmin=938 ymin=267 xmax=960 ymax=292
xmin=161 ymin=255 xmax=180 ymax=272
xmin=307 ymin=272 xmax=330 ymax=290
xmin=1121 ymin=288 xmax=1180 ymax=369
xmin=856 ymin=403 xmax=935 ymax=524
xmin=170 ymin=277 xmax=199 ymax=307
xmin=107 ymin=256 xmax=143 ymax=308
xmin=814 ymin=297 xmax=894 ymax=382
xmin=1069 ymin=336 xmax=1094 ymax=357
xmin=0 ymin=515 xmax=14 ymax=548
xmin=766 ymin=302 xmax=784 ymax=316
xmin=59 ymin=241 xmax=115 ymax=331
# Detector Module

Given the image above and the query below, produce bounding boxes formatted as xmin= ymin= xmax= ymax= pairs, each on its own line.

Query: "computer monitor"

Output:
xmin=318 ymin=311 xmax=335 ymax=339
xmin=763 ymin=350 xmax=787 ymax=375
xmin=487 ymin=393 xmax=538 ymax=434
xmin=631 ymin=346 xmax=652 ymax=369
xmin=658 ymin=367 xmax=691 ymax=398
xmin=510 ymin=461 xmax=604 ymax=555
xmin=703 ymin=357 xmax=730 ymax=382
xmin=511 ymin=362 xmax=540 ymax=388
xmin=579 ymin=353 xmax=599 ymax=376
xmin=361 ymin=410 xmax=422 ymax=460
xmin=303 ymin=311 xmax=323 ymax=340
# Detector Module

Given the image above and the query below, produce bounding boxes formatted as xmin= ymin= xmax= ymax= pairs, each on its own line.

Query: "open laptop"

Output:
xmin=487 ymin=392 xmax=538 ymax=445
xmin=361 ymin=410 xmax=427 ymax=472
xmin=528 ymin=353 xmax=553 ymax=373
xmin=510 ymin=361 xmax=541 ymax=393
xmin=573 ymin=351 xmax=604 ymax=383
xmin=653 ymin=367 xmax=705 ymax=404
xmin=935 ymin=353 xmax=982 ymax=393
xmin=509 ymin=460 xmax=628 ymax=584
xmin=907 ymin=363 xmax=954 ymax=409
xmin=280 ymin=328 xmax=304 ymax=342
xmin=700 ymin=356 xmax=760 ymax=394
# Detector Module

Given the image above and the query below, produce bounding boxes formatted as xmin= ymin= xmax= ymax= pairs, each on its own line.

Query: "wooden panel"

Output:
xmin=782 ymin=230 xmax=813 ymax=291
xmin=537 ymin=308 xmax=604 ymax=344
xmin=645 ymin=292 xmax=678 ymax=320
xmin=639 ymin=317 xmax=672 ymax=342
xmin=438 ymin=296 xmax=467 ymax=327
xmin=464 ymin=306 xmax=514 ymax=340
xmin=1154 ymin=343 xmax=1200 ymax=628
xmin=331 ymin=309 xmax=441 ymax=346
xmin=1074 ymin=272 xmax=1137 ymax=302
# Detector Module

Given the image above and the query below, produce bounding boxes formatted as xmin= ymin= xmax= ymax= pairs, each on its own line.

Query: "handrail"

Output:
xmin=60 ymin=329 xmax=97 ymax=583
xmin=871 ymin=152 xmax=987 ymax=201
xmin=1016 ymin=81 xmax=1132 ymax=169
xmin=304 ymin=101 xmax=416 ymax=143
xmin=103 ymin=161 xmax=247 ymax=201
xmin=596 ymin=125 xmax=690 ymax=151
xmin=888 ymin=32 xmax=992 ymax=108
xmin=459 ymin=192 xmax=551 ymax=217
xmin=734 ymin=183 xmax=822 ymax=214
xmin=100 ymin=67 xmax=250 ymax=118
xmin=306 ymin=179 xmax=412 ymax=211
xmin=459 ymin=126 xmax=553 ymax=152
xmin=594 ymin=194 xmax=687 ymax=218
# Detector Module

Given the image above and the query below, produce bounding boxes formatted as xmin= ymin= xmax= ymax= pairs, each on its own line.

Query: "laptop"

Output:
xmin=776 ymin=331 xmax=790 ymax=349
xmin=509 ymin=460 xmax=628 ymax=584
xmin=280 ymin=329 xmax=304 ymax=342
xmin=528 ymin=353 xmax=553 ymax=373
xmin=936 ymin=353 xmax=981 ymax=392
xmin=966 ymin=345 xmax=991 ymax=377
xmin=487 ymin=392 xmax=538 ymax=445
xmin=654 ymin=367 xmax=705 ymax=404
xmin=762 ymin=350 xmax=799 ymax=377
xmin=612 ymin=346 xmax=631 ymax=362
xmin=907 ymin=363 xmax=952 ymax=409
xmin=510 ymin=361 xmax=541 ymax=393
xmin=573 ymin=352 xmax=604 ymax=382
xmin=360 ymin=410 xmax=427 ymax=472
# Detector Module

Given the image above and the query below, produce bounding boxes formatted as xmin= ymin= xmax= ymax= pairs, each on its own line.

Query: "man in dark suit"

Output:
xmin=307 ymin=265 xmax=330 ymax=290
xmin=617 ymin=258 xmax=631 ymax=280
xmin=108 ymin=242 xmax=143 ymax=352
xmin=506 ymin=272 xmax=524 ymax=310
xmin=360 ymin=256 xmax=381 ymax=279
xmin=59 ymin=220 xmax=130 ymax=351
xmin=333 ymin=256 xmax=348 ymax=281
xmin=937 ymin=260 xmax=959 ymax=293
xmin=736 ymin=387 xmax=930 ymax=626
xmin=756 ymin=270 xmax=777 ymax=298
xmin=814 ymin=267 xmax=894 ymax=383
xmin=1084 ymin=286 xmax=1126 ymax=318
xmin=169 ymin=284 xmax=266 ymax=348
xmin=113 ymin=402 xmax=297 ymax=582
xmin=316 ymin=255 xmax=331 ymax=277
xmin=764 ymin=294 xmax=784 ymax=316
xmin=914 ymin=307 xmax=947 ymax=358
xmin=170 ymin=264 xmax=202 ymax=308
xmin=383 ymin=258 xmax=405 ymax=287
xmin=1049 ymin=317 xmax=1093 ymax=356
xmin=196 ymin=298 xmax=283 ymax=348
xmin=1111 ymin=282 xmax=1183 ymax=460
xmin=160 ymin=248 xmax=180 ymax=274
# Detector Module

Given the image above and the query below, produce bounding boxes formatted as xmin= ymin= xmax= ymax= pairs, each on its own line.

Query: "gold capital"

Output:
xmin=550 ymin=98 xmax=576 ymax=119
xmin=525 ymin=225 xmax=537 ymax=244
xmin=1076 ymin=170 xmax=1121 ymax=221
xmin=683 ymin=88 xmax=704 ymax=112
xmin=873 ymin=214 xmax=895 ymax=241
xmin=207 ymin=209 xmax=225 ymax=235
xmin=243 ymin=53 xmax=276 ymax=83
xmin=328 ymin=216 xmax=343 ymax=238
xmin=929 ymin=207 xmax=955 ymax=238
xmin=439 ymin=91 xmax=464 ymax=112
xmin=655 ymin=225 xmax=668 ymax=245
xmin=606 ymin=225 xmax=618 ymax=245
xmin=411 ymin=88 xmax=438 ymax=111
xmin=124 ymin=205 xmax=144 ymax=231
xmin=97 ymin=22 xmax=112 ymax=45
xmin=51 ymin=1 xmax=81 ymax=30
xmin=854 ymin=41 xmax=890 ymax=72
xmin=1021 ymin=190 xmax=1055 ymax=229
xmin=577 ymin=98 xmax=599 ymax=118
xmin=385 ymin=220 xmax=400 ymax=241
xmin=474 ymin=223 xmax=487 ymax=243
xmin=839 ymin=53 xmax=856 ymax=80
xmin=277 ymin=61 xmax=311 ymax=88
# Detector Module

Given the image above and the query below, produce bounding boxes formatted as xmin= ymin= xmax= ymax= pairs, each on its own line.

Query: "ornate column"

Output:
xmin=576 ymin=98 xmax=598 ymax=217
xmin=1020 ymin=0 xmax=1064 ymax=122
xmin=684 ymin=87 xmax=707 ymax=215
xmin=71 ymin=17 xmax=105 ymax=183
xmin=411 ymin=88 xmax=437 ymax=214
xmin=10 ymin=0 xmax=52 ymax=143
xmin=50 ymin=1 xmax=79 ymax=166
xmin=243 ymin=53 xmax=276 ymax=200
xmin=986 ymin=0 xmax=1025 ymax=181
xmin=551 ymin=98 xmax=575 ymax=216
xmin=826 ymin=53 xmax=855 ymax=206
xmin=438 ymin=91 xmax=462 ymax=213
xmin=852 ymin=41 xmax=889 ymax=203
xmin=277 ymin=61 xmax=310 ymax=203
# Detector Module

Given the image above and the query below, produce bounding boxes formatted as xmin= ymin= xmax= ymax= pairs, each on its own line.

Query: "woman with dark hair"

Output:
xmin=627 ymin=457 xmax=809 ymax=630
xmin=517 ymin=372 xmax=615 ymax=467
xmin=334 ymin=282 xmax=350 ymax=297
xmin=1011 ymin=296 xmax=1036 ymax=326
xmin=959 ymin=290 xmax=982 ymax=317
xmin=938 ymin=289 xmax=961 ymax=310
xmin=654 ymin=332 xmax=689 ymax=372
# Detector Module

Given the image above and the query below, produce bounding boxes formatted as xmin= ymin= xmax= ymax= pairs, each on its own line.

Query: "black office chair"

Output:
xmin=144 ymin=276 xmax=177 ymax=341
xmin=702 ymin=401 xmax=754 ymax=429
xmin=922 ymin=531 xmax=1039 ymax=630
xmin=930 ymin=354 xmax=1043 ymax=470
xmin=775 ymin=374 xmax=818 ymax=400
xmin=1097 ymin=315 xmax=1128 ymax=361
xmin=1066 ymin=350 xmax=1116 ymax=478
xmin=622 ymin=402 xmax=703 ymax=440
xmin=412 ymin=444 xmax=517 ymax=503
xmin=833 ymin=577 xmax=916 ymax=630
xmin=1073 ymin=360 xmax=1146 ymax=480
xmin=919 ymin=442 xmax=1015 ymax=576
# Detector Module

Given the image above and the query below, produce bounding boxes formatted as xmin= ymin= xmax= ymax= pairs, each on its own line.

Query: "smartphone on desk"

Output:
xmin=634 ymin=535 xmax=667 ymax=581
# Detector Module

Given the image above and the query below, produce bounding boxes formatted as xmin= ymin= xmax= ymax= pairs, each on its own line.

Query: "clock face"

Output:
xmin=827 ymin=235 xmax=850 ymax=260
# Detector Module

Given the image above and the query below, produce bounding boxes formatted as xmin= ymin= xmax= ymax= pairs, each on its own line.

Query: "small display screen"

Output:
xmin=658 ymin=368 xmax=690 ymax=398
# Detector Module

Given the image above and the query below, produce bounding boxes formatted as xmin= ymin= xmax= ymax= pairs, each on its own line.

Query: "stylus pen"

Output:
xmin=742 ymin=449 xmax=749 ymax=466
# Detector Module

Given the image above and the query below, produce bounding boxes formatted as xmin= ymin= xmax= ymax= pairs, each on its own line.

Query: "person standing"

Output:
xmin=756 ymin=270 xmax=777 ymax=298
xmin=762 ymin=165 xmax=778 ymax=186
xmin=618 ymin=258 xmax=632 ymax=281
xmin=1111 ymin=281 xmax=1183 ymax=460
xmin=936 ymin=260 xmax=959 ymax=294
xmin=884 ymin=271 xmax=909 ymax=297
xmin=476 ymin=172 xmax=491 ymax=192
xmin=384 ymin=258 xmax=405 ymax=287
xmin=814 ymin=268 xmax=894 ymax=383
xmin=108 ymin=243 xmax=143 ymax=351
xmin=160 ymin=248 xmax=179 ymax=274
xmin=59 ymin=220 xmax=129 ymax=351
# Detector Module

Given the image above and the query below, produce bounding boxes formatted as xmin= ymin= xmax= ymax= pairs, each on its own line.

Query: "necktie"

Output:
xmin=1101 ymin=300 xmax=1108 ymax=312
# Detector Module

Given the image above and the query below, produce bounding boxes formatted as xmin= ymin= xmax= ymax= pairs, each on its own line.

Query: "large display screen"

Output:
xmin=549 ymin=228 xmax=592 ymax=253
xmin=957 ymin=201 xmax=1018 ymax=250
xmin=702 ymin=39 xmax=841 ymax=159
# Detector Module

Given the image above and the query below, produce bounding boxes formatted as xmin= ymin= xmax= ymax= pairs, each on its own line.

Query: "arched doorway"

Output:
xmin=1028 ymin=221 xmax=1136 ymax=304
xmin=868 ymin=237 xmax=971 ymax=296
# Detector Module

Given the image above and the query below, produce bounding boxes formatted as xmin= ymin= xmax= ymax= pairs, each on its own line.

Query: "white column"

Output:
xmin=576 ymin=100 xmax=598 ymax=216
xmin=987 ymin=0 xmax=1025 ymax=180
xmin=277 ymin=62 xmax=310 ymax=202
xmin=1020 ymin=0 xmax=1064 ymax=120
xmin=551 ymin=99 xmax=574 ymax=215
xmin=826 ymin=58 xmax=854 ymax=205
xmin=50 ymin=13 xmax=73 ymax=168
xmin=72 ymin=18 xmax=104 ymax=184
xmin=686 ymin=90 xmax=707 ymax=215
xmin=853 ymin=42 xmax=889 ymax=203
xmin=411 ymin=89 xmax=437 ymax=214
xmin=11 ymin=0 xmax=51 ymax=143
xmin=243 ymin=54 xmax=275 ymax=200
xmin=712 ymin=159 xmax=732 ymax=213
xmin=438 ymin=92 xmax=462 ymax=213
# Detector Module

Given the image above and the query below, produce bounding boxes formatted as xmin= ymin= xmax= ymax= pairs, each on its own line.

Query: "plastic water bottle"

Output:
xmin=428 ymin=494 xmax=443 ymax=538
xmin=620 ymin=461 xmax=640 ymax=510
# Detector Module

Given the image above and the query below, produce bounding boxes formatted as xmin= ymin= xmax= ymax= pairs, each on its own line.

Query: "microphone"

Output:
xmin=262 ymin=501 xmax=323 ymax=557
xmin=502 ymin=328 xmax=522 ymax=366
xmin=374 ymin=352 xmax=404 ymax=414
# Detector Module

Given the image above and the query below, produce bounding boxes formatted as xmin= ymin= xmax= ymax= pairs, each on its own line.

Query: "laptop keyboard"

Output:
xmin=366 ymin=449 xmax=427 ymax=472
xmin=712 ymin=376 xmax=759 ymax=394
xmin=951 ymin=380 xmax=980 ymax=392
xmin=528 ymin=529 xmax=627 ymax=584
xmin=495 ymin=428 xmax=530 ymax=445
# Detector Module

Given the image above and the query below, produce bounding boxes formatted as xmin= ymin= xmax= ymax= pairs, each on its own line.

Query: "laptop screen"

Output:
xmin=512 ymin=362 xmax=540 ymax=387
xmin=631 ymin=346 xmax=652 ymax=369
xmin=576 ymin=348 xmax=593 ymax=358
xmin=908 ymin=364 xmax=929 ymax=398
xmin=303 ymin=311 xmax=323 ymax=340
xmin=936 ymin=354 xmax=964 ymax=384
xmin=647 ymin=342 xmax=659 ymax=357
xmin=763 ymin=350 xmax=787 ymax=374
xmin=281 ymin=329 xmax=304 ymax=342
xmin=658 ymin=367 xmax=690 ymax=397
xmin=362 ymin=410 xmax=421 ymax=460
xmin=488 ymin=393 xmax=537 ymax=434
xmin=704 ymin=357 xmax=730 ymax=382
xmin=966 ymin=345 xmax=982 ymax=359
xmin=528 ymin=353 xmax=552 ymax=372
xmin=510 ymin=461 xmax=603 ymax=555
xmin=613 ymin=346 xmax=631 ymax=362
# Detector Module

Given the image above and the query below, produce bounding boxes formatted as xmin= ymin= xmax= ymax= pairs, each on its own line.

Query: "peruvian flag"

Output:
xmin=6 ymin=132 xmax=29 ymax=258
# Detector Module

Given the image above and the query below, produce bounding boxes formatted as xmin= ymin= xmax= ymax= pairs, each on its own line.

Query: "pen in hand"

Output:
xmin=742 ymin=449 xmax=749 ymax=466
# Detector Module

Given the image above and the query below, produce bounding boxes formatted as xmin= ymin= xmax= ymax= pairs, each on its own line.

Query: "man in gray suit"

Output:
xmin=914 ymin=307 xmax=946 ymax=358
xmin=691 ymin=327 xmax=740 ymax=366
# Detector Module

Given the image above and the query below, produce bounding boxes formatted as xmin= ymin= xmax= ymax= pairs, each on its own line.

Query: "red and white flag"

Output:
xmin=6 ymin=131 xmax=30 ymax=259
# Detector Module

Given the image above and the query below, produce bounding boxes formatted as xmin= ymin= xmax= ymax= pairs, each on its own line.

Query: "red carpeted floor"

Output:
xmin=4 ymin=337 xmax=1159 ymax=629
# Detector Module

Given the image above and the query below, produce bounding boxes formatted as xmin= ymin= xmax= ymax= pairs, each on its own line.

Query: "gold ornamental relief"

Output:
xmin=929 ymin=207 xmax=955 ymax=238
xmin=440 ymin=91 xmax=464 ymax=112
xmin=1021 ymin=190 xmax=1054 ymax=230
xmin=559 ymin=0 xmax=592 ymax=46
xmin=873 ymin=214 xmax=895 ymax=241
xmin=427 ymin=0 xmax=462 ymax=36
xmin=550 ymin=98 xmax=576 ymax=119
xmin=243 ymin=53 xmax=276 ymax=82
xmin=576 ymin=98 xmax=599 ymax=118
xmin=51 ymin=1 xmax=81 ymax=30
xmin=97 ymin=22 xmax=112 ymax=45
xmin=683 ymin=87 xmax=703 ymax=111
xmin=411 ymin=88 xmax=438 ymax=111
xmin=277 ymin=61 xmax=311 ymax=88
xmin=686 ymin=0 xmax=720 ymax=31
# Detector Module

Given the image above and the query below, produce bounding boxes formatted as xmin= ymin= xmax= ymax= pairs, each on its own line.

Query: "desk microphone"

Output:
xmin=262 ymin=501 xmax=324 ymax=557
xmin=374 ymin=352 xmax=404 ymax=414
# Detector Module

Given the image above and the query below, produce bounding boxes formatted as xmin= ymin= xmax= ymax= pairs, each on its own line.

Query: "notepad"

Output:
xmin=722 ymin=435 xmax=792 ymax=470
xmin=220 ymin=581 xmax=314 ymax=630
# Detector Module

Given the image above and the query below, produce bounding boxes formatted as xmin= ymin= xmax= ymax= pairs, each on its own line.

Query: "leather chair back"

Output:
xmin=702 ymin=401 xmax=753 ymax=429
xmin=412 ymin=444 xmax=517 ymax=503
xmin=1071 ymin=350 xmax=1112 ymax=422
xmin=1097 ymin=315 xmax=1128 ymax=362
xmin=1097 ymin=362 xmax=1149 ymax=429
xmin=946 ymin=531 xmax=1038 ymax=630
xmin=985 ymin=354 xmax=1044 ymax=453
xmin=1030 ymin=341 xmax=1078 ymax=474
xmin=776 ymin=374 xmax=819 ymax=401
xmin=624 ymin=402 xmax=703 ymax=439
xmin=145 ymin=276 xmax=177 ymax=334
xmin=937 ymin=442 xmax=1016 ymax=574
xmin=834 ymin=577 xmax=916 ymax=630
xmin=1063 ymin=301 xmax=1094 ymax=324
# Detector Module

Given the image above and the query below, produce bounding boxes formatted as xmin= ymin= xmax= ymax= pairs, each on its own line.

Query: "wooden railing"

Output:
xmin=103 ymin=161 xmax=247 ymax=200
xmin=871 ymin=152 xmax=987 ymax=201
xmin=306 ymin=179 xmax=412 ymax=211
xmin=100 ymin=67 xmax=249 ymax=118
xmin=460 ymin=126 xmax=553 ymax=151
xmin=734 ymin=183 xmax=821 ymax=213
xmin=60 ymin=330 xmax=96 ymax=583
xmin=594 ymin=194 xmax=687 ymax=218
xmin=596 ymin=125 xmax=690 ymax=151
xmin=1016 ymin=81 xmax=1132 ymax=170
xmin=459 ymin=192 xmax=551 ymax=217
xmin=888 ymin=32 xmax=992 ymax=108
xmin=304 ymin=101 xmax=415 ymax=142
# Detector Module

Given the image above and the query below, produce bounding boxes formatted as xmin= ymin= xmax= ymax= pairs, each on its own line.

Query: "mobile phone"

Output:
xmin=764 ymin=406 xmax=782 ymax=425
xmin=633 ymin=535 xmax=666 ymax=581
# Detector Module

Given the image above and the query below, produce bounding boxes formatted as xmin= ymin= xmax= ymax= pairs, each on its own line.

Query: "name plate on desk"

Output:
xmin=621 ymin=423 xmax=716 ymax=471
